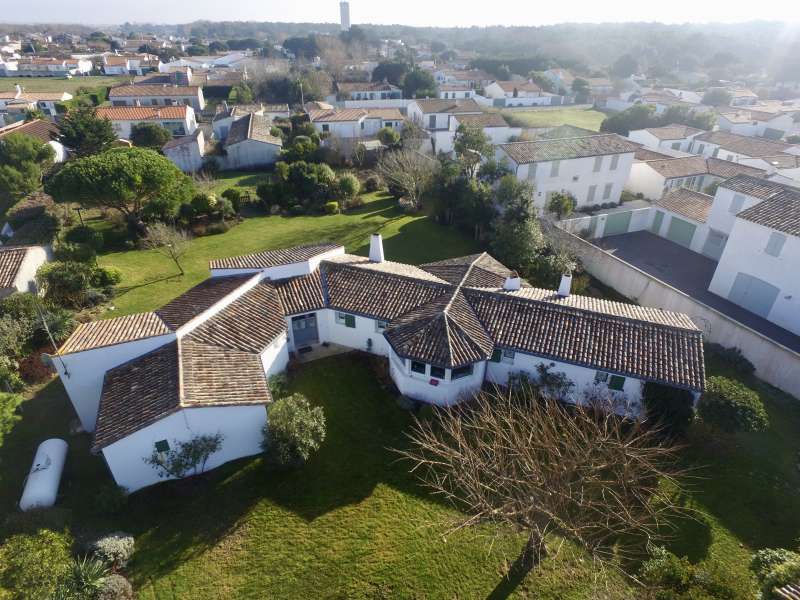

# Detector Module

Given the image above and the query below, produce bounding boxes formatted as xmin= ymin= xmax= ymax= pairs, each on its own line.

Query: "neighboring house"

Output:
xmin=406 ymin=98 xmax=484 ymax=154
xmin=222 ymin=113 xmax=282 ymax=170
xmin=95 ymin=105 xmax=197 ymax=140
xmin=450 ymin=112 xmax=520 ymax=148
xmin=336 ymin=81 xmax=402 ymax=100
xmin=484 ymin=80 xmax=543 ymax=99
xmin=102 ymin=53 xmax=160 ymax=76
xmin=433 ymin=69 xmax=493 ymax=89
xmin=0 ymin=119 xmax=67 ymax=162
xmin=15 ymin=57 xmax=92 ymax=77
xmin=707 ymin=176 xmax=800 ymax=335
xmin=626 ymin=153 xmax=766 ymax=200
xmin=212 ymin=102 xmax=289 ymax=141
xmin=0 ymin=245 xmax=49 ymax=297
xmin=586 ymin=78 xmax=614 ymax=96
xmin=308 ymin=107 xmax=404 ymax=139
xmin=52 ymin=238 xmax=704 ymax=492
xmin=716 ymin=107 xmax=799 ymax=140
xmin=438 ymin=84 xmax=474 ymax=99
xmin=628 ymin=91 xmax=713 ymax=116
xmin=728 ymin=88 xmax=760 ymax=107
xmin=543 ymin=68 xmax=575 ymax=92
xmin=496 ymin=133 xmax=640 ymax=209
xmin=628 ymin=124 xmax=706 ymax=152
xmin=162 ymin=129 xmax=206 ymax=173
xmin=690 ymin=130 xmax=800 ymax=165
xmin=648 ymin=188 xmax=717 ymax=255
xmin=0 ymin=86 xmax=72 ymax=118
xmin=108 ymin=85 xmax=205 ymax=112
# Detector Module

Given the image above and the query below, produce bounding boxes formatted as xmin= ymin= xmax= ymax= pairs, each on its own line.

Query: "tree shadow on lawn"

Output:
xmin=124 ymin=354 xmax=452 ymax=583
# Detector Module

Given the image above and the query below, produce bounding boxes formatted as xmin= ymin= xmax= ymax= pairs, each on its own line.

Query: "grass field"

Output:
xmin=95 ymin=187 xmax=480 ymax=317
xmin=499 ymin=107 xmax=606 ymax=131
xmin=0 ymin=75 xmax=126 ymax=94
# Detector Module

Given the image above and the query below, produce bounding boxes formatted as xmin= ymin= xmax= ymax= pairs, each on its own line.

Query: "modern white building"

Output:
xmin=95 ymin=105 xmax=197 ymax=140
xmin=14 ymin=57 xmax=92 ymax=77
xmin=438 ymin=84 xmax=475 ymax=100
xmin=308 ymin=107 xmax=404 ymax=139
xmin=109 ymin=85 xmax=205 ymax=112
xmin=707 ymin=176 xmax=800 ymax=334
xmin=690 ymin=131 xmax=800 ymax=164
xmin=628 ymin=124 xmax=706 ymax=153
xmin=0 ymin=86 xmax=72 ymax=119
xmin=52 ymin=238 xmax=705 ymax=491
xmin=496 ymin=132 xmax=640 ymax=209
xmin=450 ymin=112 xmax=520 ymax=148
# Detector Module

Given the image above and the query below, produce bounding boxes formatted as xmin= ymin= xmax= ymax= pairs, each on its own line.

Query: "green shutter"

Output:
xmin=609 ymin=375 xmax=625 ymax=391
xmin=490 ymin=349 xmax=502 ymax=363
xmin=345 ymin=314 xmax=356 ymax=328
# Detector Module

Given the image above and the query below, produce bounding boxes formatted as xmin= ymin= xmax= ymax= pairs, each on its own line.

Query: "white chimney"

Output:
xmin=558 ymin=272 xmax=573 ymax=297
xmin=14 ymin=84 xmax=22 ymax=97
xmin=369 ymin=233 xmax=385 ymax=263
xmin=503 ymin=271 xmax=521 ymax=291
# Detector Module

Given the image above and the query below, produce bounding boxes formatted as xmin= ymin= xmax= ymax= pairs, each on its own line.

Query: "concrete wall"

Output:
xmin=102 ymin=404 xmax=266 ymax=492
xmin=223 ymin=139 xmax=281 ymax=170
xmin=549 ymin=224 xmax=800 ymax=399
xmin=559 ymin=207 xmax=654 ymax=239
xmin=709 ymin=218 xmax=800 ymax=336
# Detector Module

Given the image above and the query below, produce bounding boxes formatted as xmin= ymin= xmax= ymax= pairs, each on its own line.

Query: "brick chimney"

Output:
xmin=369 ymin=233 xmax=385 ymax=263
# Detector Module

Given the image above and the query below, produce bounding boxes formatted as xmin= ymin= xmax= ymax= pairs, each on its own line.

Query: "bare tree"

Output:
xmin=397 ymin=384 xmax=687 ymax=576
xmin=143 ymin=222 xmax=191 ymax=275
xmin=376 ymin=149 xmax=438 ymax=210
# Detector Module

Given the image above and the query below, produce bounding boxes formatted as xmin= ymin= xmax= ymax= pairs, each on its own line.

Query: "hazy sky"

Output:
xmin=9 ymin=0 xmax=800 ymax=26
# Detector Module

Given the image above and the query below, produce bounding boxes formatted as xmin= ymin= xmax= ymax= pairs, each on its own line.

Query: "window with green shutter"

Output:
xmin=345 ymin=314 xmax=355 ymax=328
xmin=608 ymin=375 xmax=626 ymax=391
xmin=155 ymin=440 xmax=170 ymax=453
xmin=490 ymin=349 xmax=502 ymax=363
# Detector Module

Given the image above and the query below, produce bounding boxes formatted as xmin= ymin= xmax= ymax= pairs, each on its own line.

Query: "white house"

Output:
xmin=336 ymin=81 xmax=402 ymax=100
xmin=95 ymin=105 xmax=197 ymax=140
xmin=705 ymin=176 xmax=800 ymax=334
xmin=716 ymin=107 xmax=799 ymax=140
xmin=0 ymin=245 xmax=49 ymax=297
xmin=496 ymin=133 xmax=640 ymax=209
xmin=162 ymin=129 xmax=206 ymax=173
xmin=438 ymin=84 xmax=474 ymax=100
xmin=628 ymin=124 xmax=706 ymax=153
xmin=484 ymin=80 xmax=544 ymax=99
xmin=0 ymin=119 xmax=67 ymax=162
xmin=102 ymin=53 xmax=161 ymax=76
xmin=52 ymin=238 xmax=705 ymax=491
xmin=450 ymin=112 xmax=520 ymax=148
xmin=15 ymin=57 xmax=92 ymax=77
xmin=212 ymin=102 xmax=290 ymax=141
xmin=690 ymin=131 xmax=800 ymax=164
xmin=0 ymin=86 xmax=72 ymax=118
xmin=626 ymin=153 xmax=766 ymax=200
xmin=308 ymin=107 xmax=404 ymax=139
xmin=109 ymin=85 xmax=205 ymax=112
xmin=648 ymin=188 xmax=719 ymax=256
xmin=728 ymin=88 xmax=760 ymax=107
xmin=222 ymin=113 xmax=282 ymax=170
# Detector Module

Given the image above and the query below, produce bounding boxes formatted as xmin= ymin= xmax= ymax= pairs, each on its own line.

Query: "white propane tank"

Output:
xmin=19 ymin=439 xmax=68 ymax=511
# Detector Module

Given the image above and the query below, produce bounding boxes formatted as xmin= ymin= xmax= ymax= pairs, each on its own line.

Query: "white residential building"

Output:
xmin=14 ymin=57 xmax=92 ymax=77
xmin=109 ymin=85 xmax=205 ymax=112
xmin=162 ymin=129 xmax=206 ymax=173
xmin=628 ymin=124 xmax=706 ymax=153
xmin=0 ymin=86 xmax=72 ymax=118
xmin=308 ymin=107 xmax=404 ymax=139
xmin=336 ymin=81 xmax=402 ymax=100
xmin=0 ymin=245 xmax=50 ymax=297
xmin=102 ymin=53 xmax=161 ymax=76
xmin=51 ymin=238 xmax=704 ymax=492
xmin=496 ymin=132 xmax=640 ymax=210
xmin=716 ymin=106 xmax=800 ymax=140
xmin=95 ymin=105 xmax=197 ymax=140
xmin=690 ymin=131 xmax=800 ymax=166
xmin=438 ymin=84 xmax=475 ymax=100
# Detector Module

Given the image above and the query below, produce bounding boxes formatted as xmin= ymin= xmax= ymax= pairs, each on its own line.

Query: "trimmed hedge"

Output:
xmin=697 ymin=376 xmax=769 ymax=434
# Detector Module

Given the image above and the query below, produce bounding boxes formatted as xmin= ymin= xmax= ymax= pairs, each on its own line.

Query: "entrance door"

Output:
xmin=665 ymin=216 xmax=697 ymax=248
xmin=603 ymin=211 xmax=632 ymax=236
xmin=728 ymin=273 xmax=780 ymax=319
xmin=291 ymin=314 xmax=319 ymax=347
xmin=701 ymin=229 xmax=728 ymax=261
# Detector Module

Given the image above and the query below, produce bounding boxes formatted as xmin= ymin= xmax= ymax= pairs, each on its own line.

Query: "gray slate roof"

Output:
xmin=225 ymin=113 xmax=282 ymax=147
xmin=693 ymin=130 xmax=797 ymax=158
xmin=499 ymin=134 xmax=639 ymax=164
xmin=725 ymin=175 xmax=800 ymax=237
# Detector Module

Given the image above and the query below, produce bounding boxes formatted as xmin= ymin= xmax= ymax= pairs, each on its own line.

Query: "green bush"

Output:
xmin=324 ymin=201 xmax=339 ymax=215
xmin=364 ymin=174 xmax=382 ymax=192
xmin=36 ymin=262 xmax=121 ymax=308
xmin=288 ymin=203 xmax=305 ymax=216
xmin=92 ymin=482 xmax=129 ymax=515
xmin=337 ymin=172 xmax=361 ymax=201
xmin=205 ymin=221 xmax=230 ymax=235
xmin=92 ymin=266 xmax=122 ymax=288
xmin=697 ymin=376 xmax=769 ymax=434
xmin=639 ymin=545 xmax=738 ymax=599
xmin=57 ymin=556 xmax=109 ymax=598
xmin=64 ymin=225 xmax=104 ymax=251
xmin=704 ymin=343 xmax=755 ymax=377
xmin=0 ymin=529 xmax=73 ymax=600
xmin=751 ymin=548 xmax=800 ymax=580
xmin=90 ymin=532 xmax=135 ymax=568
xmin=263 ymin=393 xmax=326 ymax=467
xmin=0 ymin=359 xmax=24 ymax=393
xmin=0 ymin=391 xmax=24 ymax=447
xmin=221 ymin=187 xmax=243 ymax=212
xmin=190 ymin=192 xmax=218 ymax=215
xmin=268 ymin=373 xmax=290 ymax=400
xmin=96 ymin=574 xmax=134 ymax=600
xmin=643 ymin=381 xmax=695 ymax=437
xmin=762 ymin=558 xmax=800 ymax=599
xmin=54 ymin=240 xmax=98 ymax=264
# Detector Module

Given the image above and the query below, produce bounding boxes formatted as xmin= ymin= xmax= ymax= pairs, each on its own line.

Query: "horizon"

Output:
xmin=5 ymin=0 xmax=800 ymax=28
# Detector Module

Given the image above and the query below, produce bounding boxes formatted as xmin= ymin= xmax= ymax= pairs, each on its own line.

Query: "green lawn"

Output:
xmin=96 ymin=190 xmax=481 ymax=317
xmin=499 ymin=107 xmax=606 ymax=131
xmin=0 ymin=75 xmax=126 ymax=94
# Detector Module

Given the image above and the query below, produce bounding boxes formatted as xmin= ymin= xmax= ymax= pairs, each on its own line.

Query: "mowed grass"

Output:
xmin=499 ymin=107 xmax=606 ymax=131
xmin=96 ymin=189 xmax=480 ymax=316
xmin=0 ymin=75 xmax=126 ymax=94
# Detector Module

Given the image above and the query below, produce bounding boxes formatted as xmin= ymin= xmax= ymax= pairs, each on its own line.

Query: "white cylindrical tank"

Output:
xmin=19 ymin=439 xmax=68 ymax=511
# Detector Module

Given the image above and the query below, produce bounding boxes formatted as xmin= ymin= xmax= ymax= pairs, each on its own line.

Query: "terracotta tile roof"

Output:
xmin=95 ymin=106 xmax=188 ymax=121
xmin=59 ymin=312 xmax=171 ymax=355
xmin=93 ymin=342 xmax=181 ymax=450
xmin=654 ymin=188 xmax=714 ymax=223
xmin=0 ymin=247 xmax=28 ymax=288
xmin=273 ymin=272 xmax=326 ymax=315
xmin=109 ymin=84 xmax=200 ymax=97
xmin=639 ymin=124 xmax=705 ymax=140
xmin=452 ymin=112 xmax=509 ymax=128
xmin=421 ymin=253 xmax=520 ymax=288
xmin=327 ymin=254 xmax=448 ymax=283
xmin=365 ymin=108 xmax=404 ymax=120
xmin=635 ymin=147 xmax=673 ymax=161
xmin=308 ymin=108 xmax=368 ymax=122
xmin=413 ymin=98 xmax=483 ymax=115
xmin=0 ymin=119 xmax=57 ymax=144
xmin=732 ymin=177 xmax=800 ymax=237
xmin=706 ymin=157 xmax=766 ymax=179
xmin=161 ymin=128 xmax=202 ymax=150
xmin=499 ymin=134 xmax=639 ymax=164
xmin=209 ymin=243 xmax=340 ymax=271
xmin=693 ymin=130 xmax=797 ymax=158
xmin=225 ymin=113 xmax=282 ymax=147
xmin=156 ymin=274 xmax=256 ymax=330
xmin=642 ymin=156 xmax=765 ymax=179
xmin=719 ymin=174 xmax=793 ymax=200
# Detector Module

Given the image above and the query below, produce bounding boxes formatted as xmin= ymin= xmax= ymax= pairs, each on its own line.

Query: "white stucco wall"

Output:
xmin=101 ymin=404 xmax=266 ymax=492
xmin=625 ymin=162 xmax=667 ymax=200
xmin=12 ymin=246 xmax=48 ymax=294
xmin=389 ymin=349 xmax=486 ymax=406
xmin=54 ymin=334 xmax=177 ymax=432
xmin=709 ymin=218 xmax=800 ymax=336
xmin=321 ymin=309 xmax=391 ymax=356
xmin=210 ymin=247 xmax=344 ymax=280
xmin=223 ymin=139 xmax=281 ymax=170
xmin=706 ymin=185 xmax=765 ymax=236
xmin=260 ymin=332 xmax=290 ymax=377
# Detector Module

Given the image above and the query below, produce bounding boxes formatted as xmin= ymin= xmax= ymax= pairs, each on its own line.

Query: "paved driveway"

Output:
xmin=595 ymin=231 xmax=800 ymax=353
